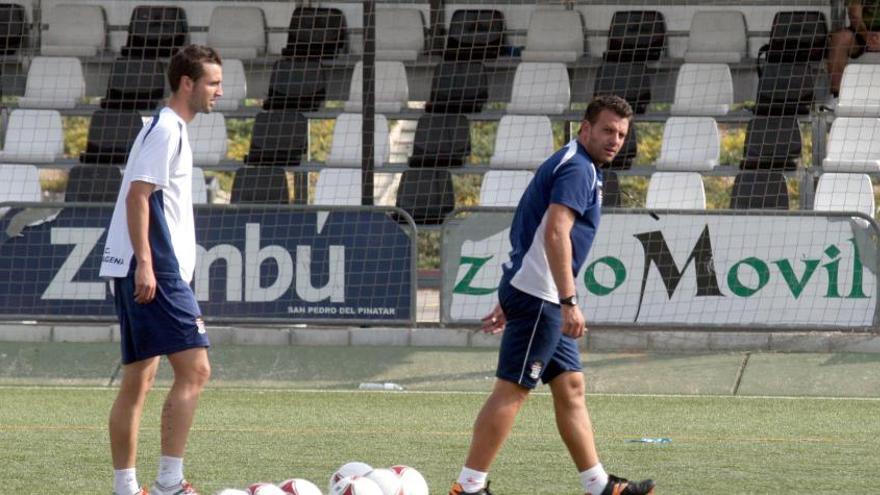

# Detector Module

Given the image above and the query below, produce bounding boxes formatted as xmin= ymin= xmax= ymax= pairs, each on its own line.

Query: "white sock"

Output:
xmin=580 ymin=463 xmax=609 ymax=495
xmin=113 ymin=468 xmax=139 ymax=495
xmin=156 ymin=455 xmax=184 ymax=487
xmin=457 ymin=466 xmax=488 ymax=493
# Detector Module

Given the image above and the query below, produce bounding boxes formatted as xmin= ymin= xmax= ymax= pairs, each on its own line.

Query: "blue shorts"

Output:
xmin=495 ymin=278 xmax=583 ymax=389
xmin=114 ymin=272 xmax=210 ymax=365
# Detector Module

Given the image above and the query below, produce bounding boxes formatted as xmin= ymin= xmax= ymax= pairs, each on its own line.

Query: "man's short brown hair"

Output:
xmin=167 ymin=44 xmax=222 ymax=92
xmin=583 ymin=95 xmax=634 ymax=124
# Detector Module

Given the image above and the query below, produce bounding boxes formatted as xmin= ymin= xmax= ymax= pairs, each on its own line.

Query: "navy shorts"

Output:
xmin=495 ymin=278 xmax=583 ymax=389
xmin=114 ymin=272 xmax=210 ymax=365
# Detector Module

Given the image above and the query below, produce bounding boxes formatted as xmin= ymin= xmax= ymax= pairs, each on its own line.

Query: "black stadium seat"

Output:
xmin=263 ymin=59 xmax=326 ymax=111
xmin=395 ymin=169 xmax=455 ymax=225
xmin=80 ymin=110 xmax=144 ymax=165
xmin=754 ymin=63 xmax=816 ymax=116
xmin=593 ymin=62 xmax=652 ymax=114
xmin=231 ymin=167 xmax=290 ymax=204
xmin=100 ymin=58 xmax=166 ymax=110
xmin=599 ymin=170 xmax=621 ymax=208
xmin=282 ymin=7 xmax=347 ymax=59
xmin=445 ymin=9 xmax=506 ymax=61
xmin=730 ymin=171 xmax=790 ymax=210
xmin=425 ymin=61 xmax=488 ymax=114
xmin=761 ymin=11 xmax=828 ymax=64
xmin=604 ymin=10 xmax=666 ymax=63
xmin=409 ymin=114 xmax=471 ymax=168
xmin=244 ymin=111 xmax=309 ymax=167
xmin=122 ymin=5 xmax=189 ymax=58
xmin=65 ymin=165 xmax=122 ymax=203
xmin=0 ymin=3 xmax=26 ymax=55
xmin=741 ymin=117 xmax=802 ymax=170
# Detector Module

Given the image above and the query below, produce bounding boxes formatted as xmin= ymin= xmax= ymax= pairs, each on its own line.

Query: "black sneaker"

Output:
xmin=597 ymin=475 xmax=655 ymax=495
xmin=449 ymin=480 xmax=493 ymax=495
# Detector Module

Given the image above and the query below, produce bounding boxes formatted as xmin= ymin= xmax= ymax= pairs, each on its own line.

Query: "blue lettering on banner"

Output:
xmin=0 ymin=205 xmax=412 ymax=321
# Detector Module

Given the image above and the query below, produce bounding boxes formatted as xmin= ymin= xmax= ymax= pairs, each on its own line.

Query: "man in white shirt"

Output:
xmin=100 ymin=44 xmax=223 ymax=495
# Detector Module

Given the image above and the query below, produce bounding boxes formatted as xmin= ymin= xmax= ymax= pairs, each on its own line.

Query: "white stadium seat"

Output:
xmin=655 ymin=117 xmax=720 ymax=171
xmin=0 ymin=164 xmax=41 ymax=203
xmin=188 ymin=113 xmax=228 ymax=167
xmin=814 ymin=173 xmax=875 ymax=219
xmin=314 ymin=168 xmax=362 ymax=206
xmin=41 ymin=4 xmax=105 ymax=57
xmin=479 ymin=170 xmax=534 ymax=207
xmin=344 ymin=61 xmax=409 ymax=113
xmin=646 ymin=172 xmax=706 ymax=210
xmin=208 ymin=6 xmax=267 ymax=60
xmin=327 ymin=113 xmax=390 ymax=167
xmin=822 ymin=117 xmax=880 ymax=172
xmin=836 ymin=64 xmax=880 ymax=117
xmin=213 ymin=59 xmax=247 ymax=112
xmin=521 ymin=9 xmax=584 ymax=63
xmin=670 ymin=63 xmax=733 ymax=117
xmin=0 ymin=110 xmax=64 ymax=164
xmin=20 ymin=57 xmax=85 ymax=109
xmin=490 ymin=115 xmax=554 ymax=170
xmin=376 ymin=8 xmax=425 ymax=61
xmin=684 ymin=11 xmax=748 ymax=64
xmin=507 ymin=62 xmax=570 ymax=115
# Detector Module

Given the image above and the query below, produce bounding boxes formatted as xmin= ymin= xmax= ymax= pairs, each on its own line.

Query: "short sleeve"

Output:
xmin=127 ymin=121 xmax=178 ymax=188
xmin=549 ymin=161 xmax=596 ymax=214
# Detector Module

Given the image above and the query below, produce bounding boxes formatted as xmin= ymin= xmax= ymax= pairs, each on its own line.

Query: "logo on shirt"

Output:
xmin=195 ymin=316 xmax=206 ymax=334
xmin=529 ymin=360 xmax=544 ymax=380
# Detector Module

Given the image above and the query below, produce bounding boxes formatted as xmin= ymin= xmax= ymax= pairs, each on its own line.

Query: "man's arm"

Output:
xmin=850 ymin=1 xmax=868 ymax=38
xmin=126 ymin=180 xmax=157 ymax=304
xmin=544 ymin=203 xmax=586 ymax=338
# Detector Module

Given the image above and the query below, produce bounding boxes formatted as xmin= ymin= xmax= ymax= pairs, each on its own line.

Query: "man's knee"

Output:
xmin=550 ymin=372 xmax=586 ymax=405
xmin=831 ymin=29 xmax=856 ymax=48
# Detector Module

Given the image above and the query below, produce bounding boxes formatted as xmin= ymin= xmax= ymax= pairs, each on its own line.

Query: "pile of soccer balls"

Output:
xmin=215 ymin=462 xmax=430 ymax=495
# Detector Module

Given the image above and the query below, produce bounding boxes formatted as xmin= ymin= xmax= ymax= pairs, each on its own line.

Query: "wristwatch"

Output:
xmin=559 ymin=295 xmax=577 ymax=306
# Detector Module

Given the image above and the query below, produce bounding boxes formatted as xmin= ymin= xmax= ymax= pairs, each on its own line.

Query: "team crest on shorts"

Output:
xmin=529 ymin=360 xmax=544 ymax=380
xmin=195 ymin=316 xmax=206 ymax=334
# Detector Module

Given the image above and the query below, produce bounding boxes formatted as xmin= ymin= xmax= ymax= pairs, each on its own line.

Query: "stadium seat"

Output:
xmin=207 ymin=6 xmax=266 ymax=60
xmin=263 ymin=58 xmax=325 ymax=111
xmin=41 ymin=4 xmax=105 ymax=57
xmin=445 ymin=9 xmax=505 ymax=62
xmin=0 ymin=109 xmax=64 ymax=164
xmin=645 ymin=172 xmax=706 ymax=209
xmin=605 ymin=123 xmax=637 ymax=170
xmin=822 ymin=117 xmax=880 ymax=172
xmin=188 ymin=113 xmax=227 ymax=167
xmin=376 ymin=8 xmax=424 ymax=61
xmin=121 ymin=5 xmax=189 ymax=58
xmin=213 ymin=58 xmax=246 ymax=112
xmin=836 ymin=64 xmax=880 ymax=117
xmin=79 ymin=110 xmax=144 ymax=165
xmin=425 ymin=61 xmax=488 ymax=114
xmin=231 ymin=166 xmax=290 ymax=204
xmin=100 ymin=58 xmax=166 ymax=111
xmin=395 ymin=168 xmax=455 ymax=224
xmin=0 ymin=164 xmax=41 ymax=204
xmin=814 ymin=173 xmax=875 ymax=219
xmin=282 ymin=7 xmax=348 ymax=59
xmin=593 ymin=62 xmax=652 ymax=114
xmin=741 ymin=116 xmax=801 ymax=170
xmin=408 ymin=113 xmax=470 ymax=168
xmin=670 ymin=63 xmax=733 ymax=117
xmin=683 ymin=11 xmax=748 ymax=64
xmin=191 ymin=166 xmax=207 ymax=204
xmin=0 ymin=3 xmax=26 ymax=55
xmin=344 ymin=61 xmax=409 ymax=113
xmin=314 ymin=168 xmax=361 ymax=206
xmin=600 ymin=169 xmax=621 ymax=207
xmin=19 ymin=57 xmax=85 ymax=109
xmin=729 ymin=171 xmax=789 ymax=210
xmin=754 ymin=62 xmax=816 ymax=116
xmin=327 ymin=113 xmax=390 ymax=167
xmin=761 ymin=11 xmax=828 ymax=64
xmin=604 ymin=11 xmax=666 ymax=63
xmin=507 ymin=62 xmax=570 ymax=115
xmin=655 ymin=117 xmax=720 ymax=171
xmin=490 ymin=115 xmax=554 ymax=170
xmin=64 ymin=165 xmax=122 ymax=203
xmin=479 ymin=170 xmax=534 ymax=207
xmin=244 ymin=111 xmax=309 ymax=167
xmin=521 ymin=8 xmax=584 ymax=63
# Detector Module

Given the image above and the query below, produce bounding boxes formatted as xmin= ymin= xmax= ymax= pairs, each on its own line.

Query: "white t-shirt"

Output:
xmin=99 ymin=107 xmax=197 ymax=283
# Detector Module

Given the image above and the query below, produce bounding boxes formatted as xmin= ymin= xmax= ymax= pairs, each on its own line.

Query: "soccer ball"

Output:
xmin=279 ymin=478 xmax=323 ymax=495
xmin=390 ymin=466 xmax=428 ymax=495
xmin=365 ymin=469 xmax=403 ymax=495
xmin=216 ymin=490 xmax=249 ymax=495
xmin=328 ymin=462 xmax=373 ymax=493
xmin=330 ymin=476 xmax=383 ymax=495
xmin=248 ymin=483 xmax=286 ymax=495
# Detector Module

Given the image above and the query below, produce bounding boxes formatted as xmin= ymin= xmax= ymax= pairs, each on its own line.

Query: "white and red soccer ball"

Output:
xmin=330 ymin=475 xmax=383 ymax=495
xmin=390 ymin=465 xmax=428 ymax=495
xmin=328 ymin=462 xmax=373 ymax=493
xmin=279 ymin=478 xmax=323 ymax=495
xmin=248 ymin=483 xmax=287 ymax=495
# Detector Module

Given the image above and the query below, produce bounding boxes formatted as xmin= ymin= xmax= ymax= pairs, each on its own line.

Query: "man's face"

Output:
xmin=578 ymin=109 xmax=630 ymax=164
xmin=186 ymin=62 xmax=223 ymax=114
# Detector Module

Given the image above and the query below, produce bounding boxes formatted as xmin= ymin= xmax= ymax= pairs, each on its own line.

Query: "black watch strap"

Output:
xmin=559 ymin=295 xmax=577 ymax=306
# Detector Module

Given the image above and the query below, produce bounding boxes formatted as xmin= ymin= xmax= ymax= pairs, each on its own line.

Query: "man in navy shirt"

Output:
xmin=449 ymin=96 xmax=655 ymax=495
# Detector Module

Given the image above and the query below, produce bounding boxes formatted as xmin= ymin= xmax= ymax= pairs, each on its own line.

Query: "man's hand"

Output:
xmin=561 ymin=304 xmax=586 ymax=338
xmin=480 ymin=304 xmax=506 ymax=334
xmin=133 ymin=262 xmax=156 ymax=304
xmin=867 ymin=31 xmax=880 ymax=52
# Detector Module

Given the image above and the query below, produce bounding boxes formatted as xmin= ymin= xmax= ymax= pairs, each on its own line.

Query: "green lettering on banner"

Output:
xmin=772 ymin=259 xmax=819 ymax=299
xmin=727 ymin=257 xmax=770 ymax=297
xmin=453 ymin=256 xmax=498 ymax=295
xmin=847 ymin=238 xmax=868 ymax=299
xmin=584 ymin=256 xmax=626 ymax=295
xmin=822 ymin=244 xmax=841 ymax=298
